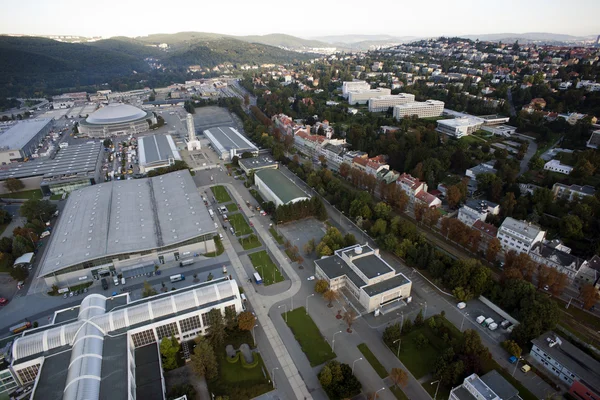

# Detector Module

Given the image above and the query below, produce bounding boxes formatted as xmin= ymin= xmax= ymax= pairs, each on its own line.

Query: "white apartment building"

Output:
xmin=497 ymin=217 xmax=546 ymax=254
xmin=544 ymin=159 xmax=573 ymax=175
xmin=393 ymin=100 xmax=445 ymax=120
xmin=458 ymin=200 xmax=500 ymax=226
xmin=368 ymin=94 xmax=416 ymax=112
xmin=347 ymin=88 xmax=392 ymax=105
xmin=342 ymin=80 xmax=371 ymax=98
xmin=436 ymin=117 xmax=484 ymax=138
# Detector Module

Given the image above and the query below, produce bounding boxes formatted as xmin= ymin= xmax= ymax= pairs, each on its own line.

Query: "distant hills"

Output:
xmin=0 ymin=34 xmax=314 ymax=96
xmin=462 ymin=32 xmax=597 ymax=44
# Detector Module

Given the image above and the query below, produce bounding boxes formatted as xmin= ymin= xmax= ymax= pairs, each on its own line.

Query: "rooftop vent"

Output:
xmin=355 ymin=246 xmax=363 ymax=255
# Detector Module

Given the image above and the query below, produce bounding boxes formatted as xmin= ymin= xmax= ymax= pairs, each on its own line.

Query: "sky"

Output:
xmin=1 ymin=0 xmax=598 ymax=39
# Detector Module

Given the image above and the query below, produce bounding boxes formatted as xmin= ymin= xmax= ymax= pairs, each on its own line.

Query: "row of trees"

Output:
xmin=274 ymin=196 xmax=327 ymax=223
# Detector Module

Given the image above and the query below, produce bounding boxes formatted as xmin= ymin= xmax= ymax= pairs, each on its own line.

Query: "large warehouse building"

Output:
xmin=203 ymin=126 xmax=258 ymax=161
xmin=37 ymin=170 xmax=216 ymax=287
xmin=0 ymin=142 xmax=103 ymax=195
xmin=5 ymin=278 xmax=243 ymax=400
xmin=315 ymin=244 xmax=412 ymax=313
xmin=78 ymin=104 xmax=156 ymax=138
xmin=0 ymin=119 xmax=53 ymax=164
xmin=138 ymin=135 xmax=181 ymax=173
xmin=254 ymin=168 xmax=310 ymax=207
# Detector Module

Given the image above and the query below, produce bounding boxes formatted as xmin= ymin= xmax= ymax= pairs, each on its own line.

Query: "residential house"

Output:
xmin=530 ymin=241 xmax=588 ymax=280
xmin=552 ymin=183 xmax=596 ymax=201
xmin=497 ymin=217 xmax=546 ymax=254
xmin=415 ymin=190 xmax=442 ymax=208
xmin=544 ymin=160 xmax=573 ymax=175
xmin=458 ymin=200 xmax=500 ymax=226
xmin=465 ymin=162 xmax=497 ymax=180
xmin=396 ymin=173 xmax=428 ymax=201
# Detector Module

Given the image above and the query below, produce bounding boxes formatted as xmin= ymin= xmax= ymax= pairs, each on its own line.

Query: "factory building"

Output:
xmin=0 ymin=119 xmax=54 ymax=164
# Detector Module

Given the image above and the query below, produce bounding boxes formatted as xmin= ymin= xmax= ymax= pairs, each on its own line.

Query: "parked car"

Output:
xmin=457 ymin=302 xmax=466 ymax=309
xmin=101 ymin=278 xmax=108 ymax=290
xmin=509 ymin=356 xmax=518 ymax=364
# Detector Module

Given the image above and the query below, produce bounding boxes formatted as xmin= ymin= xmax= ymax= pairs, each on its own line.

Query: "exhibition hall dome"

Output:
xmin=85 ymin=104 xmax=148 ymax=125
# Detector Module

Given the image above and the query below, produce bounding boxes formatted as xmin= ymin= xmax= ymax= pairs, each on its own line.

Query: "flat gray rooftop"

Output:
xmin=315 ymin=255 xmax=366 ymax=289
xmin=239 ymin=156 xmax=278 ymax=171
xmin=344 ymin=247 xmax=394 ymax=279
xmin=138 ymin=134 xmax=181 ymax=167
xmin=362 ymin=274 xmax=410 ymax=296
xmin=203 ymin=126 xmax=257 ymax=155
xmin=480 ymin=370 xmax=519 ymax=400
xmin=32 ymin=348 xmax=71 ymax=400
xmin=0 ymin=118 xmax=52 ymax=151
xmin=39 ymin=169 xmax=215 ymax=276
xmin=99 ymin=335 xmax=129 ymax=400
xmin=0 ymin=142 xmax=102 ymax=181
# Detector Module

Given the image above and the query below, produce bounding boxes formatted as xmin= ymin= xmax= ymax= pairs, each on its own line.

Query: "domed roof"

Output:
xmin=85 ymin=104 xmax=147 ymax=125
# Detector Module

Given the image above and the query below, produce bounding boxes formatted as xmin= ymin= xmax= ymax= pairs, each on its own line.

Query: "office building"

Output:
xmin=36 ymin=170 xmax=217 ymax=287
xmin=0 ymin=119 xmax=53 ymax=164
xmin=78 ymin=104 xmax=156 ymax=138
xmin=393 ymin=100 xmax=445 ymax=119
xmin=203 ymin=126 xmax=258 ymax=161
xmin=137 ymin=135 xmax=181 ymax=174
xmin=347 ymin=88 xmax=392 ymax=105
xmin=449 ymin=371 xmax=521 ymax=400
xmin=544 ymin=160 xmax=573 ymax=175
xmin=238 ymin=156 xmax=278 ymax=176
xmin=436 ymin=117 xmax=484 ymax=138
xmin=531 ymin=332 xmax=600 ymax=400
xmin=342 ymin=81 xmax=370 ymax=98
xmin=315 ymin=244 xmax=412 ymax=313
xmin=481 ymin=125 xmax=517 ymax=137
xmin=254 ymin=168 xmax=310 ymax=207
xmin=552 ymin=183 xmax=596 ymax=201
xmin=0 ymin=141 xmax=103 ymax=196
xmin=368 ymin=94 xmax=415 ymax=112
xmin=497 ymin=217 xmax=546 ymax=254
xmin=5 ymin=278 xmax=242 ymax=400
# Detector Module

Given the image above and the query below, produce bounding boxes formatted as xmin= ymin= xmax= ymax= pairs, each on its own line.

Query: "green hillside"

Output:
xmin=238 ymin=33 xmax=330 ymax=49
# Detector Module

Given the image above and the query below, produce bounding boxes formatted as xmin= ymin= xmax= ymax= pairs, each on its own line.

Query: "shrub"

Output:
xmin=240 ymin=354 xmax=259 ymax=369
xmin=226 ymin=352 xmax=240 ymax=364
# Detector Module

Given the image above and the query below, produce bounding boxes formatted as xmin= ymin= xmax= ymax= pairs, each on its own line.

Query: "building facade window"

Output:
xmin=156 ymin=322 xmax=179 ymax=340
xmin=15 ymin=364 xmax=40 ymax=385
xmin=179 ymin=315 xmax=202 ymax=334
xmin=201 ymin=312 xmax=209 ymax=327
xmin=132 ymin=329 xmax=156 ymax=347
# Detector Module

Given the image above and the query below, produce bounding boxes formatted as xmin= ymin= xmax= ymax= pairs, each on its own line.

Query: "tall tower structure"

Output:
xmin=186 ymin=113 xmax=201 ymax=151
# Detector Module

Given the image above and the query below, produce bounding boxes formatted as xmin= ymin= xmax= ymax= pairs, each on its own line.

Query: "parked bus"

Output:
xmin=10 ymin=321 xmax=32 ymax=334
xmin=170 ymin=274 xmax=185 ymax=283
xmin=253 ymin=272 xmax=263 ymax=285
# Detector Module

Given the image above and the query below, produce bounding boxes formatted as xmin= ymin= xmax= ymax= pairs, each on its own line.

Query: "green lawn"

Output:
xmin=49 ymin=193 xmax=64 ymax=200
xmin=228 ymin=213 xmax=253 ymax=236
xmin=226 ymin=203 xmax=239 ymax=212
xmin=358 ymin=343 xmax=388 ymax=378
xmin=239 ymin=234 xmax=261 ymax=250
xmin=205 ymin=236 xmax=224 ymax=257
xmin=248 ymin=250 xmax=283 ymax=285
xmin=208 ymin=347 xmax=271 ymax=399
xmin=284 ymin=307 xmax=336 ymax=366
xmin=1 ymin=189 xmax=42 ymax=200
xmin=390 ymin=385 xmax=410 ymax=400
xmin=211 ymin=185 xmax=232 ymax=203
xmin=269 ymin=227 xmax=284 ymax=244
xmin=460 ymin=135 xmax=486 ymax=145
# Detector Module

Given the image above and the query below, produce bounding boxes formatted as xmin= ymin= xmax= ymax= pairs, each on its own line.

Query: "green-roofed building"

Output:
xmin=254 ymin=169 xmax=310 ymax=207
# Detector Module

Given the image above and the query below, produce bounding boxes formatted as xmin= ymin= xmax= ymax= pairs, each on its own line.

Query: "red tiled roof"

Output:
xmin=415 ymin=191 xmax=440 ymax=205
xmin=397 ymin=173 xmax=422 ymax=190
xmin=353 ymin=157 xmax=368 ymax=166
xmin=473 ymin=220 xmax=498 ymax=237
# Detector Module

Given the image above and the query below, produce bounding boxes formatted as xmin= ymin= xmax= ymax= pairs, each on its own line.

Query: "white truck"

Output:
xmin=208 ymin=209 xmax=214 ymax=218
xmin=180 ymin=259 xmax=194 ymax=267
xmin=488 ymin=322 xmax=498 ymax=331
xmin=476 ymin=315 xmax=486 ymax=324
xmin=483 ymin=318 xmax=495 ymax=328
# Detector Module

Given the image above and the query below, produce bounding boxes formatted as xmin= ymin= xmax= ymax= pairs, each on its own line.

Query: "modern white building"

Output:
xmin=393 ymin=100 xmax=445 ymax=120
xmin=436 ymin=117 xmax=484 ymax=138
xmin=78 ymin=104 xmax=155 ymax=138
xmin=544 ymin=159 xmax=573 ymax=175
xmin=449 ymin=371 xmax=521 ymax=400
xmin=6 ymin=278 xmax=243 ymax=400
xmin=315 ymin=244 xmax=412 ymax=314
xmin=342 ymin=80 xmax=371 ymax=98
xmin=497 ymin=217 xmax=546 ymax=254
xmin=347 ymin=88 xmax=392 ymax=105
xmin=368 ymin=94 xmax=415 ymax=112
xmin=137 ymin=135 xmax=181 ymax=173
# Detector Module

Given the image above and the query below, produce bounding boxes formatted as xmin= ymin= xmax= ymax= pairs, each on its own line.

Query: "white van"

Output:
xmin=113 ymin=276 xmax=119 ymax=286
xmin=121 ymin=277 xmax=126 ymax=285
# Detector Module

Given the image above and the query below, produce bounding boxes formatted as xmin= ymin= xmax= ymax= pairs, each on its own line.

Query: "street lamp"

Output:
xmin=422 ymin=301 xmax=428 ymax=319
xmin=393 ymin=338 xmax=402 ymax=358
xmin=431 ymin=380 xmax=441 ymax=400
xmin=252 ymin=324 xmax=258 ymax=346
xmin=352 ymin=357 xmax=363 ymax=374
xmin=512 ymin=357 xmax=524 ymax=377
xmin=306 ymin=293 xmax=315 ymax=315
xmin=332 ymin=330 xmax=342 ymax=352
xmin=397 ymin=311 xmax=404 ymax=328
xmin=375 ymin=387 xmax=386 ymax=399
xmin=460 ymin=312 xmax=469 ymax=332
xmin=271 ymin=367 xmax=279 ymax=388
xmin=278 ymin=304 xmax=287 ymax=322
